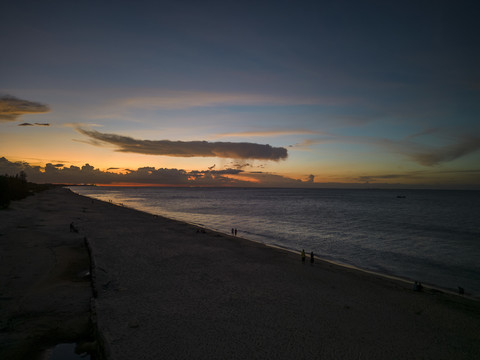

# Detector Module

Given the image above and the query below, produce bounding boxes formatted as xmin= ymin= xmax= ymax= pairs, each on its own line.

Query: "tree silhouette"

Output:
xmin=0 ymin=172 xmax=30 ymax=208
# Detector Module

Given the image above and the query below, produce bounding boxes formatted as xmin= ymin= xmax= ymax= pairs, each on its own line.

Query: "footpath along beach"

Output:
xmin=1 ymin=188 xmax=480 ymax=359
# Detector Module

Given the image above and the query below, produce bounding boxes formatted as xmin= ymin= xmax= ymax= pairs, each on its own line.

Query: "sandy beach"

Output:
xmin=1 ymin=188 xmax=480 ymax=359
xmin=0 ymin=188 xmax=94 ymax=359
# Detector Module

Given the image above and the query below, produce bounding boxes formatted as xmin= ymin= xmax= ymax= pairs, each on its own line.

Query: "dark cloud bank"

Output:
xmin=3 ymin=157 xmax=478 ymax=189
xmin=1 ymin=157 xmax=478 ymax=189
xmin=77 ymin=128 xmax=288 ymax=161
xmin=0 ymin=95 xmax=50 ymax=122
xmin=0 ymin=157 xmax=309 ymax=187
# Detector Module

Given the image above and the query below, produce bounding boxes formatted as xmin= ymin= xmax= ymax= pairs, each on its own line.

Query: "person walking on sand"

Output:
xmin=301 ymin=249 xmax=306 ymax=263
xmin=310 ymin=251 xmax=314 ymax=265
xmin=234 ymin=228 xmax=237 ymax=236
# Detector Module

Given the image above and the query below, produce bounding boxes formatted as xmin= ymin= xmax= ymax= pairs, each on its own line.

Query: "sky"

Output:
xmin=1 ymin=0 xmax=479 ymax=188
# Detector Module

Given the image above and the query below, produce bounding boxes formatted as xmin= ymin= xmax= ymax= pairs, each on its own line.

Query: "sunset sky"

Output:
xmin=1 ymin=0 xmax=479 ymax=188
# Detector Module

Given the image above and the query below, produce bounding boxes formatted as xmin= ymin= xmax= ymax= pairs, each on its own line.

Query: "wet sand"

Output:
xmin=1 ymin=187 xmax=480 ymax=359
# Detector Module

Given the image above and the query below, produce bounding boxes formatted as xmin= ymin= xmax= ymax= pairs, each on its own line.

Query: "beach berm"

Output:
xmin=1 ymin=187 xmax=480 ymax=359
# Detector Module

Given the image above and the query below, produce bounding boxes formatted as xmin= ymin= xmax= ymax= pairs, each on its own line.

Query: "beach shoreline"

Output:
xmin=69 ymin=186 xmax=480 ymax=300
xmin=1 ymin=187 xmax=480 ymax=359
xmin=70 ymin=187 xmax=479 ymax=302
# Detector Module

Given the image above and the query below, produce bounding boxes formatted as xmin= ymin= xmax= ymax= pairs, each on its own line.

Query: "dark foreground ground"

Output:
xmin=0 ymin=188 xmax=94 ymax=359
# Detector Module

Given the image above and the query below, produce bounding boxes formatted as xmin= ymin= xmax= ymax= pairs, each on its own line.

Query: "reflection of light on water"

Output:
xmin=49 ymin=343 xmax=89 ymax=360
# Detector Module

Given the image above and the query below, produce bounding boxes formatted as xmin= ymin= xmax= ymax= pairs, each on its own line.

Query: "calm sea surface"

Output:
xmin=70 ymin=186 xmax=480 ymax=297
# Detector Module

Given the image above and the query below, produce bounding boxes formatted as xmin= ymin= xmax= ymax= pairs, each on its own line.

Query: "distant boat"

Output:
xmin=396 ymin=195 xmax=406 ymax=199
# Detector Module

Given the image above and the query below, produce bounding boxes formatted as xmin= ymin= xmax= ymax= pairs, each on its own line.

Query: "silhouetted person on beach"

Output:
xmin=301 ymin=249 xmax=306 ymax=263
xmin=235 ymin=228 xmax=237 ymax=236
xmin=231 ymin=228 xmax=234 ymax=235
xmin=310 ymin=251 xmax=314 ymax=265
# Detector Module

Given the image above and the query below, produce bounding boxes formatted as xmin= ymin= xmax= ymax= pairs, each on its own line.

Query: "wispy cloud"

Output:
xmin=0 ymin=95 xmax=50 ymax=122
xmin=109 ymin=91 xmax=350 ymax=110
xmin=353 ymin=168 xmax=480 ymax=185
xmin=368 ymin=134 xmax=480 ymax=166
xmin=77 ymin=128 xmax=288 ymax=160
xmin=405 ymin=135 xmax=480 ymax=166
xmin=290 ymin=137 xmax=337 ymax=148
xmin=404 ymin=128 xmax=439 ymax=140
xmin=18 ymin=122 xmax=50 ymax=127
xmin=290 ymin=130 xmax=480 ymax=166
xmin=213 ymin=129 xmax=322 ymax=138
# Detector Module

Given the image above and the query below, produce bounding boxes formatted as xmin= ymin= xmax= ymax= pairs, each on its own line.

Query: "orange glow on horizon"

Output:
xmin=224 ymin=174 xmax=261 ymax=184
xmin=96 ymin=183 xmax=184 ymax=187
xmin=95 ymin=182 xmax=239 ymax=187
xmin=105 ymin=168 xmax=133 ymax=175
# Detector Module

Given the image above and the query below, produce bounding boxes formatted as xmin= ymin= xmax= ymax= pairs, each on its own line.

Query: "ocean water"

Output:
xmin=70 ymin=186 xmax=480 ymax=297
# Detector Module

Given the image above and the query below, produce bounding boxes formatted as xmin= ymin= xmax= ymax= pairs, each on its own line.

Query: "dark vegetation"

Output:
xmin=0 ymin=172 xmax=59 ymax=209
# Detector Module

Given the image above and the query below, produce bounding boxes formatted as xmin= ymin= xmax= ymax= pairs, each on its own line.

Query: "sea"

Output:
xmin=70 ymin=186 xmax=480 ymax=298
